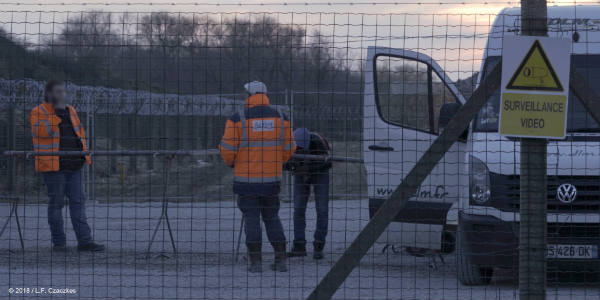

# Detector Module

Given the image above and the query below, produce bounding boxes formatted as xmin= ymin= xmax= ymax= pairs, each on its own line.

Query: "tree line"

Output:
xmin=0 ymin=12 xmax=361 ymax=96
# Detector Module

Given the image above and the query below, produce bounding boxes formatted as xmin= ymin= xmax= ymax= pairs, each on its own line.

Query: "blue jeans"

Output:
xmin=293 ymin=172 xmax=329 ymax=243
xmin=237 ymin=194 xmax=286 ymax=247
xmin=43 ymin=169 xmax=93 ymax=246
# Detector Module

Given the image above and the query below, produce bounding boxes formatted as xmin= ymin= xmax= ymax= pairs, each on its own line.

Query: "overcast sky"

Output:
xmin=4 ymin=0 xmax=596 ymax=14
xmin=1 ymin=0 xmax=598 ymax=80
xmin=3 ymin=0 xmax=511 ymax=14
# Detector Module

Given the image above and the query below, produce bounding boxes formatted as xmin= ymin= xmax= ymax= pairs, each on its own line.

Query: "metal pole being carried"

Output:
xmin=3 ymin=150 xmax=361 ymax=163
xmin=3 ymin=149 xmax=221 ymax=158
xmin=520 ymin=1 xmax=548 ymax=299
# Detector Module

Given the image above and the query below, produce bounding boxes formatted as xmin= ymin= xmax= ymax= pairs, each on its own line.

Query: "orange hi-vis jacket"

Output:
xmin=219 ymin=94 xmax=296 ymax=194
xmin=30 ymin=101 xmax=91 ymax=172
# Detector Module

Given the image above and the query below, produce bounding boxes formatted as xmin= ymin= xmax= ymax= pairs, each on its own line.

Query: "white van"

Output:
xmin=364 ymin=5 xmax=600 ymax=285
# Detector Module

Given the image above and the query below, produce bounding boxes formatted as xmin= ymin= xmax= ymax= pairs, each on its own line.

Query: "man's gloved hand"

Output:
xmin=283 ymin=161 xmax=296 ymax=171
xmin=324 ymin=156 xmax=333 ymax=169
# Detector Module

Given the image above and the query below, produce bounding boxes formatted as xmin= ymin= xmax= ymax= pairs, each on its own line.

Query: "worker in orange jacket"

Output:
xmin=219 ymin=81 xmax=296 ymax=273
xmin=30 ymin=80 xmax=104 ymax=252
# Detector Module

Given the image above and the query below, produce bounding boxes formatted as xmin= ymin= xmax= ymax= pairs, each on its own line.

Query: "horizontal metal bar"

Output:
xmin=294 ymin=153 xmax=363 ymax=163
xmin=291 ymin=91 xmax=363 ymax=95
xmin=2 ymin=149 xmax=220 ymax=157
xmin=2 ymin=150 xmax=363 ymax=163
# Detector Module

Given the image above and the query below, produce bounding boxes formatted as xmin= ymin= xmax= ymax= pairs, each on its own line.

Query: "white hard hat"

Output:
xmin=244 ymin=81 xmax=267 ymax=95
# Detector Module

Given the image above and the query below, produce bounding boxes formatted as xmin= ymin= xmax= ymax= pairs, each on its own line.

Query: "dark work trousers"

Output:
xmin=237 ymin=193 xmax=286 ymax=248
xmin=293 ymin=171 xmax=329 ymax=243
xmin=43 ymin=169 xmax=93 ymax=246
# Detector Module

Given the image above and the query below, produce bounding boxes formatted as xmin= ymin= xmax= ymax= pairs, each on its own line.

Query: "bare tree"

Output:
xmin=140 ymin=13 xmax=198 ymax=51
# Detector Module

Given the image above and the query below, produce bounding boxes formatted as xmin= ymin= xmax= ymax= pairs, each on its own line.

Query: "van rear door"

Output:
xmin=363 ymin=46 xmax=467 ymax=250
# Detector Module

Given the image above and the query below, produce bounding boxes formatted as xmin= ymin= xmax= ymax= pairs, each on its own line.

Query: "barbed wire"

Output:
xmin=0 ymin=1 xmax=595 ymax=6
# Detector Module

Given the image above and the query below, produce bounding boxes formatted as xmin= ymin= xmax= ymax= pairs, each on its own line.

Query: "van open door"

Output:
xmin=363 ymin=46 xmax=468 ymax=252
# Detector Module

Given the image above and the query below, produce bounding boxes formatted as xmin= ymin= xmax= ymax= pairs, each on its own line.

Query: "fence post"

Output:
xmin=129 ymin=116 xmax=137 ymax=174
xmin=519 ymin=1 xmax=548 ymax=300
xmin=7 ymin=101 xmax=15 ymax=193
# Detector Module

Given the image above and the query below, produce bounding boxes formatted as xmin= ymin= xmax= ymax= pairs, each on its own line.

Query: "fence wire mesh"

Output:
xmin=0 ymin=1 xmax=599 ymax=300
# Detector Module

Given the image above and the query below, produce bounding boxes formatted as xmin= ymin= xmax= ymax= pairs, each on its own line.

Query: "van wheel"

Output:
xmin=457 ymin=229 xmax=493 ymax=285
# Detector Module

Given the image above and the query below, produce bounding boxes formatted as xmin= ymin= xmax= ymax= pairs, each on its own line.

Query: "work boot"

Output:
xmin=288 ymin=241 xmax=307 ymax=257
xmin=247 ymin=243 xmax=262 ymax=273
xmin=313 ymin=241 xmax=325 ymax=260
xmin=270 ymin=242 xmax=288 ymax=272
xmin=77 ymin=242 xmax=105 ymax=252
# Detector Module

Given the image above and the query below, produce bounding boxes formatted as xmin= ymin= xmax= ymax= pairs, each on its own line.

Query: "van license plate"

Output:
xmin=547 ymin=244 xmax=598 ymax=259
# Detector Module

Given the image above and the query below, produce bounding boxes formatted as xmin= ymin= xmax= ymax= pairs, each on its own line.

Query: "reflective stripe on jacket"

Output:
xmin=30 ymin=102 xmax=91 ymax=172
xmin=219 ymin=94 xmax=296 ymax=190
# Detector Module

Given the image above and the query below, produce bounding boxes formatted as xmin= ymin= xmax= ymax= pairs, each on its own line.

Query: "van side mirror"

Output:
xmin=438 ymin=102 xmax=462 ymax=129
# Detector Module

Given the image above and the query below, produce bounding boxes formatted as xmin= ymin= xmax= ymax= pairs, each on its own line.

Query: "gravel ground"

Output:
xmin=1 ymin=200 xmax=598 ymax=300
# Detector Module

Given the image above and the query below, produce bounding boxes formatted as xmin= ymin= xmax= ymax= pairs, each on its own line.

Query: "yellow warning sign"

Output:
xmin=505 ymin=40 xmax=563 ymax=92
xmin=500 ymin=36 xmax=570 ymax=139
xmin=499 ymin=93 xmax=567 ymax=138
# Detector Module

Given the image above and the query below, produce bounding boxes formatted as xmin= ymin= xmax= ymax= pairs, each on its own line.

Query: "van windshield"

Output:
xmin=474 ymin=55 xmax=600 ymax=132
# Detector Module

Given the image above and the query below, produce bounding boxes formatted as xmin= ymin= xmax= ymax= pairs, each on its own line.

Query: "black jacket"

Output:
xmin=55 ymin=108 xmax=85 ymax=171
xmin=285 ymin=132 xmax=332 ymax=176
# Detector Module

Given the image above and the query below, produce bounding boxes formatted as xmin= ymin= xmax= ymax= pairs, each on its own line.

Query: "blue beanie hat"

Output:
xmin=293 ymin=128 xmax=311 ymax=149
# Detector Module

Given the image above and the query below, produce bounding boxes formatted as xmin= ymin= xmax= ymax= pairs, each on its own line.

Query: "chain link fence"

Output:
xmin=0 ymin=2 xmax=599 ymax=299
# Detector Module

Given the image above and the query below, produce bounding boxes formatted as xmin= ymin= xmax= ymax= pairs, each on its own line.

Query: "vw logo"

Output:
xmin=557 ymin=183 xmax=577 ymax=203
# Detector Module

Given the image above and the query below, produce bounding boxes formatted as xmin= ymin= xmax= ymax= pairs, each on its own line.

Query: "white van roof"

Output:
xmin=484 ymin=5 xmax=600 ymax=57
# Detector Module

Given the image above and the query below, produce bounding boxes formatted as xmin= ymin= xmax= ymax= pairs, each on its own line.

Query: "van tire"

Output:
xmin=457 ymin=229 xmax=493 ymax=285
